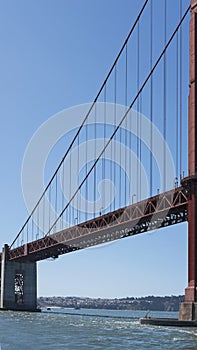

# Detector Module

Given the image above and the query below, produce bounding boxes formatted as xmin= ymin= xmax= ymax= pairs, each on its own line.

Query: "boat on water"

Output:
xmin=74 ymin=301 xmax=81 ymax=310
xmin=75 ymin=305 xmax=81 ymax=310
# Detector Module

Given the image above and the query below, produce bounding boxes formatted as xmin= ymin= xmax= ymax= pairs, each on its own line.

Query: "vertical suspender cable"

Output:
xmin=163 ymin=0 xmax=167 ymax=192
xmin=26 ymin=222 xmax=28 ymax=244
xmin=119 ymin=66 xmax=122 ymax=209
xmin=61 ymin=161 xmax=64 ymax=230
xmin=137 ymin=21 xmax=140 ymax=201
xmin=114 ymin=65 xmax=117 ymax=211
xmin=119 ymin=121 xmax=122 ymax=209
xmin=139 ymin=95 xmax=142 ymax=201
xmin=55 ymin=174 xmax=57 ymax=230
xmin=129 ymin=47 xmax=132 ymax=205
xmin=69 ymin=149 xmax=72 ymax=227
xmin=103 ymin=85 xmax=107 ymax=214
xmin=139 ymin=23 xmax=142 ymax=199
xmin=48 ymin=186 xmax=51 ymax=232
xmin=180 ymin=0 xmax=182 ymax=180
xmin=42 ymin=189 xmax=45 ymax=235
xmin=77 ymin=128 xmax=80 ymax=224
xmin=125 ymin=44 xmax=128 ymax=206
xmin=85 ymin=121 xmax=88 ymax=221
xmin=110 ymin=89 xmax=113 ymax=213
xmin=150 ymin=0 xmax=153 ymax=197
xmin=32 ymin=215 xmax=34 ymax=242
xmin=94 ymin=104 xmax=97 ymax=217
xmin=176 ymin=32 xmax=179 ymax=180
xmin=21 ymin=228 xmax=24 ymax=245
xmin=31 ymin=217 xmax=34 ymax=241
xmin=37 ymin=206 xmax=39 ymax=238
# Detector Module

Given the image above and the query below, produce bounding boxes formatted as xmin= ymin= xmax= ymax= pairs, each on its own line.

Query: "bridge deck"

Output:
xmin=8 ymin=187 xmax=188 ymax=262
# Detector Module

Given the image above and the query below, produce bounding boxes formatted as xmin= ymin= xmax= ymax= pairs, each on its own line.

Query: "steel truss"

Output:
xmin=8 ymin=186 xmax=188 ymax=262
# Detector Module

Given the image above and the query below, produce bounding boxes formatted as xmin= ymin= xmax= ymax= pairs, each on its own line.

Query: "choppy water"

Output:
xmin=0 ymin=308 xmax=197 ymax=349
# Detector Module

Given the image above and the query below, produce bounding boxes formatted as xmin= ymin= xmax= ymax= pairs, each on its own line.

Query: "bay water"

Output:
xmin=0 ymin=308 xmax=197 ymax=349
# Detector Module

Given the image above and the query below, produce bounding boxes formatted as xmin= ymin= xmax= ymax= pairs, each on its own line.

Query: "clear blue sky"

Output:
xmin=0 ymin=0 xmax=189 ymax=298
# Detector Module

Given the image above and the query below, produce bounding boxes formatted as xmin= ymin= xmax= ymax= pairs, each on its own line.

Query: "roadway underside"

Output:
xmin=8 ymin=186 xmax=188 ymax=262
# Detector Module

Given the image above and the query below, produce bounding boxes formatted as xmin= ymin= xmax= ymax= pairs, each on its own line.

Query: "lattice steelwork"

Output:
xmin=8 ymin=186 xmax=188 ymax=261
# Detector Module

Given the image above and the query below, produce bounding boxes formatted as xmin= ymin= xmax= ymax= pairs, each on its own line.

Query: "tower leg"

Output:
xmin=179 ymin=0 xmax=197 ymax=321
xmin=0 ymin=244 xmax=37 ymax=311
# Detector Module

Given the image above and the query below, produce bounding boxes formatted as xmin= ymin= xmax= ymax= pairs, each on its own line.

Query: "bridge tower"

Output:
xmin=0 ymin=244 xmax=37 ymax=311
xmin=179 ymin=0 xmax=197 ymax=321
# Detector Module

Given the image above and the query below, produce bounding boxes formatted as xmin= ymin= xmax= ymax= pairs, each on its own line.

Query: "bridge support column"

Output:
xmin=0 ymin=244 xmax=37 ymax=311
xmin=179 ymin=0 xmax=197 ymax=321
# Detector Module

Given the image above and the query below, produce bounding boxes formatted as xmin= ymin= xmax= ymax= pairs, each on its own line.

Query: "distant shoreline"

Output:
xmin=38 ymin=295 xmax=184 ymax=312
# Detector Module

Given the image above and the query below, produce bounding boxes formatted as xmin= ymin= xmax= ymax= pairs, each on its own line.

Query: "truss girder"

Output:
xmin=8 ymin=187 xmax=188 ymax=262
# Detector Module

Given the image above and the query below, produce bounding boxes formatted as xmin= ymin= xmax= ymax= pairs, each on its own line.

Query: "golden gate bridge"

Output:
xmin=0 ymin=0 xmax=196 ymax=323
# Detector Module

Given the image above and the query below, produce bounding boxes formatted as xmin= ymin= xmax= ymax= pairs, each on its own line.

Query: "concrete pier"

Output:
xmin=140 ymin=317 xmax=197 ymax=327
xmin=179 ymin=302 xmax=197 ymax=321
xmin=0 ymin=244 xmax=37 ymax=311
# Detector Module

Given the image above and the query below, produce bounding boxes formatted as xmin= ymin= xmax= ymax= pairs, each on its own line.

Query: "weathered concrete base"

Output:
xmin=140 ymin=317 xmax=197 ymax=327
xmin=140 ymin=302 xmax=197 ymax=327
xmin=1 ymin=244 xmax=37 ymax=311
xmin=179 ymin=302 xmax=197 ymax=321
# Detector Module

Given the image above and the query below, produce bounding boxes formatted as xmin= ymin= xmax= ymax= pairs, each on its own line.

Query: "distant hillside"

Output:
xmin=38 ymin=295 xmax=184 ymax=311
